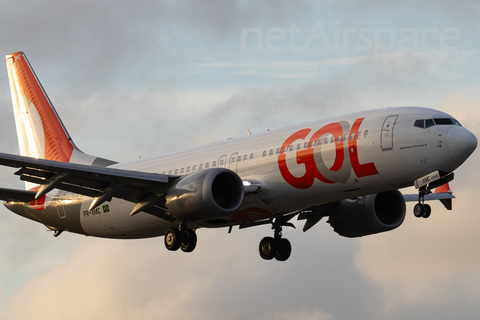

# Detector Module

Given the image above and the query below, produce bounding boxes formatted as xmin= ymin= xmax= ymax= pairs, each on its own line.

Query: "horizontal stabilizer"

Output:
xmin=0 ymin=187 xmax=36 ymax=202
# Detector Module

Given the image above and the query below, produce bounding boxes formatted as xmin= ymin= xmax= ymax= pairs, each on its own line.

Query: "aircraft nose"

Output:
xmin=446 ymin=126 xmax=477 ymax=162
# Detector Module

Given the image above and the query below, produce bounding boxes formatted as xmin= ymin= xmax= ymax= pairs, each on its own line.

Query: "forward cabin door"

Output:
xmin=381 ymin=115 xmax=398 ymax=150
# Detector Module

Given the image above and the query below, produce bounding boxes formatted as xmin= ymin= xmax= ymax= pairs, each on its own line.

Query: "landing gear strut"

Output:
xmin=165 ymin=222 xmax=197 ymax=253
xmin=414 ymin=187 xmax=431 ymax=218
xmin=259 ymin=218 xmax=293 ymax=261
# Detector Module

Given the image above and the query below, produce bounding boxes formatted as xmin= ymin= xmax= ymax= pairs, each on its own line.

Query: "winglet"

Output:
xmin=435 ymin=182 xmax=453 ymax=210
xmin=434 ymin=182 xmax=452 ymax=194
xmin=6 ymin=52 xmax=75 ymax=162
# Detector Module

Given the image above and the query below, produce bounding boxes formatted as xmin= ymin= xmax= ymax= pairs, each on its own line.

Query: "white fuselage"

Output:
xmin=16 ymin=106 xmax=475 ymax=239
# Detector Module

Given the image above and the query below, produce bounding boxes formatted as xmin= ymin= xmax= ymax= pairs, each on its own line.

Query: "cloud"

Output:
xmin=0 ymin=228 xmax=354 ymax=320
xmin=1 ymin=2 xmax=480 ymax=320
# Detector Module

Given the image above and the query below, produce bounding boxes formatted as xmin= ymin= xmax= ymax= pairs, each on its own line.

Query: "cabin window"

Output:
xmin=219 ymin=159 xmax=224 ymax=167
xmin=168 ymin=170 xmax=172 ymax=175
xmin=357 ymin=131 xmax=361 ymax=139
xmin=180 ymin=168 xmax=185 ymax=174
xmin=205 ymin=162 xmax=210 ymax=169
xmin=244 ymin=154 xmax=248 ymax=162
xmin=193 ymin=165 xmax=197 ymax=171
xmin=199 ymin=164 xmax=203 ymax=170
xmin=250 ymin=153 xmax=254 ymax=161
xmin=212 ymin=161 xmax=217 ymax=167
xmin=174 ymin=169 xmax=179 ymax=174
xmin=330 ymin=136 xmax=335 ymax=143
xmin=263 ymin=150 xmax=267 ymax=158
xmin=324 ymin=138 xmax=329 ymax=144
xmin=276 ymin=148 xmax=280 ymax=155
xmin=350 ymin=133 xmax=355 ymax=140
xmin=304 ymin=142 xmax=308 ymax=149
xmin=312 ymin=141 xmax=316 ymax=147
xmin=364 ymin=130 xmax=369 ymax=138
xmin=238 ymin=155 xmax=242 ymax=162
xmin=186 ymin=167 xmax=191 ymax=173
xmin=297 ymin=143 xmax=301 ymax=150
xmin=337 ymin=135 xmax=341 ymax=143
xmin=283 ymin=146 xmax=288 ymax=153
xmin=289 ymin=145 xmax=294 ymax=152
xmin=269 ymin=149 xmax=274 ymax=157
xmin=344 ymin=134 xmax=348 ymax=141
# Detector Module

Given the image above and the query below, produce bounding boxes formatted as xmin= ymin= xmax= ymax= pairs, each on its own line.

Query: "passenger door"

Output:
xmin=381 ymin=115 xmax=398 ymax=150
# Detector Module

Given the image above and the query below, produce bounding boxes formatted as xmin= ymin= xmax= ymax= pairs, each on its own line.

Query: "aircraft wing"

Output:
xmin=403 ymin=191 xmax=455 ymax=210
xmin=403 ymin=193 xmax=455 ymax=202
xmin=0 ymin=152 xmax=176 ymax=221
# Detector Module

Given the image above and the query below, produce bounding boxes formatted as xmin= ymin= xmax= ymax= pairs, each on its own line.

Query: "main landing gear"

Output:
xmin=164 ymin=222 xmax=197 ymax=253
xmin=259 ymin=218 xmax=293 ymax=262
xmin=414 ymin=187 xmax=431 ymax=218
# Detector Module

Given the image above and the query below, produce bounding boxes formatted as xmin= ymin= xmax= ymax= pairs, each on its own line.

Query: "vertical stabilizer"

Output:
xmin=6 ymin=51 xmax=75 ymax=162
xmin=5 ymin=52 xmax=116 ymax=190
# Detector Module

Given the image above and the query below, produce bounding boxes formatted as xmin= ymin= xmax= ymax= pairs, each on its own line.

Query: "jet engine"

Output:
xmin=327 ymin=189 xmax=406 ymax=237
xmin=165 ymin=168 xmax=244 ymax=221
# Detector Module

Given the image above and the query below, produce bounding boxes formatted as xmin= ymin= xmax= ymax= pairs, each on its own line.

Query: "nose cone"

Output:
xmin=447 ymin=126 xmax=477 ymax=162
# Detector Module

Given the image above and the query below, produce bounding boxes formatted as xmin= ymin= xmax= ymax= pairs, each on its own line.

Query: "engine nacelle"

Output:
xmin=165 ymin=168 xmax=244 ymax=222
xmin=327 ymin=189 xmax=406 ymax=238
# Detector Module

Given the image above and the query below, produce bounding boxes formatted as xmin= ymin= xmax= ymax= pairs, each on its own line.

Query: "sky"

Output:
xmin=0 ymin=1 xmax=480 ymax=319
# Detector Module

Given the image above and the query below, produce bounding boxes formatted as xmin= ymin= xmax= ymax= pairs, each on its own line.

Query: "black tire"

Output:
xmin=413 ymin=203 xmax=424 ymax=218
xmin=259 ymin=237 xmax=276 ymax=260
xmin=275 ymin=238 xmax=292 ymax=262
xmin=164 ymin=228 xmax=181 ymax=251
xmin=180 ymin=229 xmax=197 ymax=253
xmin=422 ymin=204 xmax=431 ymax=218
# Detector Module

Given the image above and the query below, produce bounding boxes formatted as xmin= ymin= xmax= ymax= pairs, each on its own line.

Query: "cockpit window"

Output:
xmin=425 ymin=119 xmax=435 ymax=128
xmin=434 ymin=118 xmax=454 ymax=125
xmin=414 ymin=117 xmax=461 ymax=129
xmin=414 ymin=119 xmax=424 ymax=128
xmin=452 ymin=118 xmax=462 ymax=126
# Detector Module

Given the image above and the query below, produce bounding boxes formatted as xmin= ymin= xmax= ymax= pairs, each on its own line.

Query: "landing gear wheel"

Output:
xmin=259 ymin=237 xmax=277 ymax=260
xmin=180 ymin=229 xmax=197 ymax=253
xmin=275 ymin=238 xmax=291 ymax=262
xmin=422 ymin=204 xmax=431 ymax=218
xmin=165 ymin=228 xmax=181 ymax=251
xmin=414 ymin=203 xmax=424 ymax=218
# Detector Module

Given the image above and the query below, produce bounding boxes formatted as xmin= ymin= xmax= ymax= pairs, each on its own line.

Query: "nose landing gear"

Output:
xmin=413 ymin=172 xmax=454 ymax=219
xmin=414 ymin=201 xmax=431 ymax=218
xmin=414 ymin=186 xmax=432 ymax=218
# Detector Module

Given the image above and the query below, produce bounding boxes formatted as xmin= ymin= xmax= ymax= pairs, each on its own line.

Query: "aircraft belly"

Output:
xmin=79 ymin=197 xmax=174 ymax=239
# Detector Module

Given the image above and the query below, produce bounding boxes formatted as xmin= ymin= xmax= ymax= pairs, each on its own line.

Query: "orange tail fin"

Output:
xmin=6 ymin=51 xmax=75 ymax=162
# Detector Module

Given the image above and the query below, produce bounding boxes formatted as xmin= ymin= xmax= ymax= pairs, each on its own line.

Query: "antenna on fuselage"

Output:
xmin=247 ymin=128 xmax=252 ymax=136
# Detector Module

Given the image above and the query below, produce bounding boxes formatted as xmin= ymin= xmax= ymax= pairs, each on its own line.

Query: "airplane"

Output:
xmin=0 ymin=51 xmax=477 ymax=261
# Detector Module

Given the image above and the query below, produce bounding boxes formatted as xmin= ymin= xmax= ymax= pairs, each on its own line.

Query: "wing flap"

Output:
xmin=0 ymin=152 xmax=176 ymax=219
